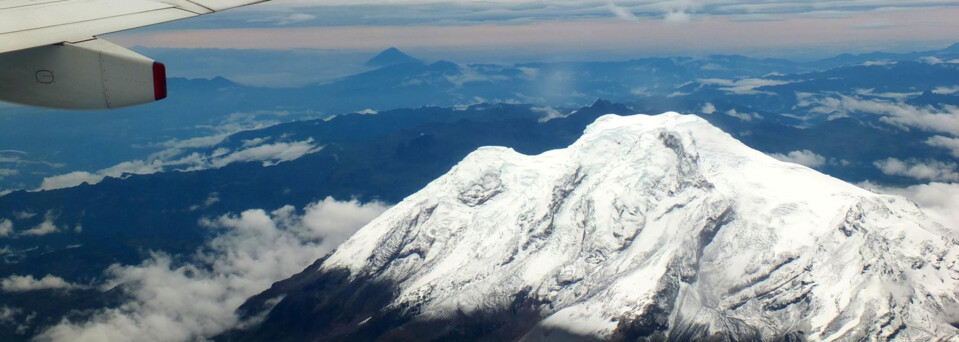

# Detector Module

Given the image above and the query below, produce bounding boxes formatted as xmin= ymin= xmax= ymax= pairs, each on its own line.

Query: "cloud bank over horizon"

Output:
xmin=107 ymin=0 xmax=959 ymax=60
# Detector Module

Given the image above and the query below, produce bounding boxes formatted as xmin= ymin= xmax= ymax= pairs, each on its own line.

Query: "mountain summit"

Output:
xmin=365 ymin=47 xmax=421 ymax=68
xmin=228 ymin=113 xmax=959 ymax=341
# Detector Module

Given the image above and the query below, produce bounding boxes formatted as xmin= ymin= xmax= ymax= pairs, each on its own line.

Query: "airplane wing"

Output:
xmin=0 ymin=0 xmax=270 ymax=109
xmin=0 ymin=0 xmax=268 ymax=54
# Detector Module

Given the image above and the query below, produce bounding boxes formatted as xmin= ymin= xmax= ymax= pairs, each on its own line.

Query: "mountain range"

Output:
xmin=2 ymin=44 xmax=959 ymax=191
xmin=0 ymin=44 xmax=958 ymax=341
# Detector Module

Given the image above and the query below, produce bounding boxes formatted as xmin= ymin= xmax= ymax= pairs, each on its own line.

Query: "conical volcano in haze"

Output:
xmin=365 ymin=47 xmax=421 ymax=68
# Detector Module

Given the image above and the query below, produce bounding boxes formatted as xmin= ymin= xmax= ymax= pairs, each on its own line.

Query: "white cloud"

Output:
xmin=39 ymin=139 xmax=323 ymax=191
xmin=725 ymin=109 xmax=761 ymax=122
xmin=533 ymin=106 xmax=568 ymax=123
xmin=204 ymin=193 xmax=221 ymax=207
xmin=35 ymin=198 xmax=389 ymax=342
xmin=241 ymin=137 xmax=271 ymax=148
xmin=356 ymin=109 xmax=378 ymax=115
xmin=39 ymin=172 xmax=105 ymax=191
xmin=862 ymin=60 xmax=897 ymax=66
xmin=932 ymin=86 xmax=959 ymax=95
xmin=861 ymin=181 xmax=959 ymax=231
xmin=36 ymin=110 xmax=319 ymax=191
xmin=701 ymin=102 xmax=716 ymax=114
xmin=13 ymin=211 xmax=36 ymax=220
xmin=0 ymin=150 xmax=65 ymax=170
xmin=1 ymin=275 xmax=80 ymax=292
xmin=20 ymin=220 xmax=57 ymax=237
xmin=249 ymin=13 xmax=317 ymax=26
xmin=444 ymin=66 xmax=510 ymax=87
xmin=927 ymin=135 xmax=959 ymax=158
xmin=0 ymin=219 xmax=11 ymax=237
xmin=799 ymin=95 xmax=959 ymax=136
xmin=770 ymin=150 xmax=827 ymax=168
xmin=297 ymin=197 xmax=393 ymax=244
xmin=698 ymin=78 xmax=791 ymax=95
xmin=161 ymin=134 xmax=230 ymax=150
xmin=0 ymin=306 xmax=19 ymax=323
xmin=663 ymin=10 xmax=691 ymax=22
xmin=919 ymin=56 xmax=943 ymax=65
xmin=607 ymin=3 xmax=638 ymax=22
xmin=874 ymin=158 xmax=959 ymax=182
xmin=191 ymin=192 xmax=222 ymax=211
xmin=210 ymin=139 xmax=323 ymax=168
xmin=18 ymin=211 xmax=63 ymax=237
xmin=853 ymin=88 xmax=921 ymax=101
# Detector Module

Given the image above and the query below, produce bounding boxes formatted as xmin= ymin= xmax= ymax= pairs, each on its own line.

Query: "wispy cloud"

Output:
xmin=607 ymin=3 xmax=638 ymax=22
xmin=874 ymin=158 xmax=959 ymax=182
xmin=698 ymin=78 xmax=792 ymax=95
xmin=248 ymin=13 xmax=317 ymax=26
xmin=932 ymin=86 xmax=959 ymax=95
xmin=1 ymin=275 xmax=82 ymax=292
xmin=725 ymin=109 xmax=762 ymax=122
xmin=19 ymin=211 xmax=63 ymax=237
xmin=927 ymin=136 xmax=959 ymax=158
xmin=533 ymin=106 xmax=569 ymax=123
xmin=0 ymin=219 xmax=11 ymax=237
xmin=770 ymin=150 xmax=827 ymax=168
xmin=799 ymin=95 xmax=959 ymax=137
xmin=38 ymin=111 xmax=324 ymax=191
xmin=861 ymin=60 xmax=897 ymax=66
xmin=39 ymin=139 xmax=322 ymax=191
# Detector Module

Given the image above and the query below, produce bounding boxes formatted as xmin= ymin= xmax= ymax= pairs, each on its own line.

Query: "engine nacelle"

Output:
xmin=0 ymin=39 xmax=166 ymax=110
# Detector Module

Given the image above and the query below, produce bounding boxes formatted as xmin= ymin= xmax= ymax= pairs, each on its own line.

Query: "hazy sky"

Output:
xmin=107 ymin=0 xmax=959 ymax=61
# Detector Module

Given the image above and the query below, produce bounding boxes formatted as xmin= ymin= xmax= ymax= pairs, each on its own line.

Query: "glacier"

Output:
xmin=230 ymin=113 xmax=959 ymax=341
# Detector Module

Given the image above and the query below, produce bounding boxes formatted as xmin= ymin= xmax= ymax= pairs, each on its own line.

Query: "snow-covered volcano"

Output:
xmin=229 ymin=113 xmax=959 ymax=341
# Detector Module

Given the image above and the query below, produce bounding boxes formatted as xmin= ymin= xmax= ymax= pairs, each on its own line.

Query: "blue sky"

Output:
xmin=106 ymin=0 xmax=959 ymax=61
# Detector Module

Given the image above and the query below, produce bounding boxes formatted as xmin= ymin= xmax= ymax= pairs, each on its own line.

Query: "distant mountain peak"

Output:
xmin=365 ymin=47 xmax=421 ymax=68
xmin=944 ymin=42 xmax=959 ymax=53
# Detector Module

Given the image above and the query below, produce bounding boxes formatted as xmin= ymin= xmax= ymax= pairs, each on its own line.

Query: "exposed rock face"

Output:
xmin=226 ymin=113 xmax=959 ymax=342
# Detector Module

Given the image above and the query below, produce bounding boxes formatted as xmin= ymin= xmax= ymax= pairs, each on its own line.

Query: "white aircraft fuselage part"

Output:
xmin=0 ymin=0 xmax=270 ymax=110
xmin=0 ymin=39 xmax=165 ymax=109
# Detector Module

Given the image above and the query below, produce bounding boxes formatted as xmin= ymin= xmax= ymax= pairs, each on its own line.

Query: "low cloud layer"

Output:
xmin=18 ymin=211 xmax=63 ymax=237
xmin=874 ymin=158 xmax=959 ymax=182
xmin=799 ymin=95 xmax=959 ymax=137
xmin=725 ymin=109 xmax=762 ymax=122
xmin=770 ymin=150 xmax=827 ymax=168
xmin=36 ymin=109 xmax=327 ymax=191
xmin=35 ymin=197 xmax=389 ymax=342
xmin=698 ymin=78 xmax=792 ymax=95
xmin=0 ymin=219 xmax=11 ymax=237
xmin=1 ymin=275 xmax=81 ymax=292
xmin=927 ymin=136 xmax=959 ymax=158
xmin=40 ymin=135 xmax=322 ymax=191
xmin=19 ymin=221 xmax=57 ymax=236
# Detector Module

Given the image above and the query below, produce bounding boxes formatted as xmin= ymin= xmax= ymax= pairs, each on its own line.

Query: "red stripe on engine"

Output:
xmin=153 ymin=62 xmax=167 ymax=101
